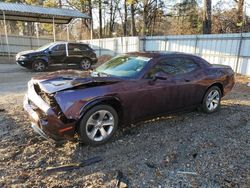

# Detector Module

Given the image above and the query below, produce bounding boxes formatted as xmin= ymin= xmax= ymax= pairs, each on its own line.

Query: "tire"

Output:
xmin=32 ymin=60 xmax=47 ymax=72
xmin=78 ymin=105 xmax=118 ymax=146
xmin=80 ymin=58 xmax=92 ymax=70
xmin=201 ymin=86 xmax=222 ymax=113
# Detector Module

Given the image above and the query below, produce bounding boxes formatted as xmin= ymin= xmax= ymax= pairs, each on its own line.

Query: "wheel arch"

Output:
xmin=202 ymin=82 xmax=224 ymax=104
xmin=207 ymin=82 xmax=224 ymax=96
xmin=81 ymin=56 xmax=92 ymax=63
xmin=77 ymin=96 xmax=123 ymax=128
xmin=33 ymin=57 xmax=48 ymax=65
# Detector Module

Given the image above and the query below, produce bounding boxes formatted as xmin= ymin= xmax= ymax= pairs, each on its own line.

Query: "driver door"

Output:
xmin=126 ymin=56 xmax=202 ymax=122
xmin=48 ymin=44 xmax=67 ymax=64
xmin=123 ymin=78 xmax=176 ymax=122
xmin=141 ymin=56 xmax=203 ymax=112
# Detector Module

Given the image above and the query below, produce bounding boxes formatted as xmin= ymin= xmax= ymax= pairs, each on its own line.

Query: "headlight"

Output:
xmin=18 ymin=55 xmax=27 ymax=60
xmin=16 ymin=54 xmax=20 ymax=60
xmin=28 ymin=80 xmax=33 ymax=88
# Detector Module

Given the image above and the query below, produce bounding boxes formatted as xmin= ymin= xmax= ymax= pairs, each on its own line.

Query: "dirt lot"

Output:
xmin=0 ymin=64 xmax=250 ymax=187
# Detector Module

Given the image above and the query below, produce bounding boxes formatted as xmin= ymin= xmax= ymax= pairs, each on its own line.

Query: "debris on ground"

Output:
xmin=45 ymin=156 xmax=102 ymax=174
xmin=0 ymin=70 xmax=249 ymax=187
xmin=177 ymin=171 xmax=197 ymax=176
xmin=116 ymin=171 xmax=129 ymax=188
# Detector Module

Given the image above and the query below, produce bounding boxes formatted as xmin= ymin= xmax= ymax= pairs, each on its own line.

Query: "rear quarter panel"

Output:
xmin=203 ymin=65 xmax=235 ymax=96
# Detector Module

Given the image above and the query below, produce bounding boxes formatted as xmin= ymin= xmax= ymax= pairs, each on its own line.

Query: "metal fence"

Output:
xmin=0 ymin=33 xmax=249 ymax=75
xmin=82 ymin=37 xmax=140 ymax=57
xmin=0 ymin=34 xmax=53 ymax=56
xmin=82 ymin=33 xmax=250 ymax=76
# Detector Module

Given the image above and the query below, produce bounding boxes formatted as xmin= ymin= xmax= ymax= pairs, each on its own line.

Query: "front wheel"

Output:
xmin=80 ymin=58 xmax=92 ymax=70
xmin=78 ymin=105 xmax=118 ymax=145
xmin=32 ymin=60 xmax=47 ymax=72
xmin=201 ymin=86 xmax=222 ymax=113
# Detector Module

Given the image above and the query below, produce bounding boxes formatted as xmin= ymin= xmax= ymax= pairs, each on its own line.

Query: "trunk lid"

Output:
xmin=211 ymin=64 xmax=232 ymax=69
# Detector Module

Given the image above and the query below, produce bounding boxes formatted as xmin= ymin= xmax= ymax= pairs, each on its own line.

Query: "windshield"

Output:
xmin=95 ymin=55 xmax=151 ymax=78
xmin=36 ymin=43 xmax=54 ymax=51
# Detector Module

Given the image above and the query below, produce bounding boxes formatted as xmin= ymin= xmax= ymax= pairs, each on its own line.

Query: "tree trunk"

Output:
xmin=151 ymin=0 xmax=157 ymax=36
xmin=58 ymin=0 xmax=62 ymax=8
xmin=202 ymin=0 xmax=212 ymax=34
xmin=88 ymin=0 xmax=93 ymax=39
xmin=123 ymin=0 xmax=128 ymax=36
xmin=109 ymin=0 xmax=113 ymax=37
xmin=131 ymin=2 xmax=136 ymax=36
xmin=142 ymin=1 xmax=147 ymax=36
xmin=235 ymin=0 xmax=244 ymax=32
xmin=99 ymin=0 xmax=102 ymax=38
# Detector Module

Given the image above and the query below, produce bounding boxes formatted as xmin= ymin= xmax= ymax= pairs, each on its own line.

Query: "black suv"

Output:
xmin=16 ymin=42 xmax=97 ymax=72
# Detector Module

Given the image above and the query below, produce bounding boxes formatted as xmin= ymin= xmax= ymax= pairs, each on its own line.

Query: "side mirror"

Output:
xmin=154 ymin=72 xmax=168 ymax=80
xmin=148 ymin=72 xmax=168 ymax=85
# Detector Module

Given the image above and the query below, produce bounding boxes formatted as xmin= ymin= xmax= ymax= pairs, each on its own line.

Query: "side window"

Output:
xmin=68 ymin=44 xmax=82 ymax=52
xmin=58 ymin=44 xmax=66 ymax=51
xmin=145 ymin=57 xmax=199 ymax=79
xmin=175 ymin=58 xmax=199 ymax=73
xmin=80 ymin=45 xmax=89 ymax=51
xmin=51 ymin=44 xmax=65 ymax=51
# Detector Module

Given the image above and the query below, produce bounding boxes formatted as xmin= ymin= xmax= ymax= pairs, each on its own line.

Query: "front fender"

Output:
xmin=33 ymin=56 xmax=49 ymax=64
xmin=54 ymin=88 xmax=121 ymax=121
xmin=78 ymin=96 xmax=122 ymax=120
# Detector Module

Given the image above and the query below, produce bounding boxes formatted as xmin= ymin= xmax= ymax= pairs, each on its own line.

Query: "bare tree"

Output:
xmin=234 ymin=0 xmax=244 ymax=31
xmin=109 ymin=0 xmax=114 ymax=36
xmin=203 ymin=0 xmax=212 ymax=34
xmin=108 ymin=0 xmax=119 ymax=37
xmin=130 ymin=1 xmax=137 ymax=36
xmin=127 ymin=0 xmax=137 ymax=36
xmin=99 ymin=0 xmax=103 ymax=38
xmin=123 ymin=0 xmax=128 ymax=36
xmin=88 ymin=0 xmax=93 ymax=38
xmin=142 ymin=0 xmax=159 ymax=36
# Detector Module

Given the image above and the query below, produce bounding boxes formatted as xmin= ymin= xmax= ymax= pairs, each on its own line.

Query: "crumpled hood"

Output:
xmin=31 ymin=70 xmax=122 ymax=94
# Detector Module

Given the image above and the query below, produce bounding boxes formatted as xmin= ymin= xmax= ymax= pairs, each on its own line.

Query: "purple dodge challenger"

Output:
xmin=24 ymin=52 xmax=235 ymax=145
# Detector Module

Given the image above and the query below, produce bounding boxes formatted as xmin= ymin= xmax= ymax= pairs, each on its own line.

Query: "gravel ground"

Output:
xmin=0 ymin=64 xmax=249 ymax=187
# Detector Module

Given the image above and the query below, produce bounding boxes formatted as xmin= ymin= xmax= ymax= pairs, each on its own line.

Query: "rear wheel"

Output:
xmin=80 ymin=58 xmax=92 ymax=70
xmin=32 ymin=60 xmax=47 ymax=72
xmin=78 ymin=105 xmax=118 ymax=145
xmin=201 ymin=86 xmax=222 ymax=113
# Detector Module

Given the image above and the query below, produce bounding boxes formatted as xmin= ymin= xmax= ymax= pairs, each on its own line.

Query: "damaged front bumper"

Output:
xmin=31 ymin=123 xmax=52 ymax=141
xmin=23 ymin=83 xmax=76 ymax=141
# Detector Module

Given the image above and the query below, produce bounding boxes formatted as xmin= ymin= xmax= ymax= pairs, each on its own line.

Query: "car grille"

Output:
xmin=28 ymin=99 xmax=47 ymax=122
xmin=28 ymin=99 xmax=38 ymax=110
xmin=33 ymin=84 xmax=69 ymax=123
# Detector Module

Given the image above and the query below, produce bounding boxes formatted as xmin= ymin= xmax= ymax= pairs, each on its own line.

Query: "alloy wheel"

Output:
xmin=85 ymin=110 xmax=115 ymax=142
xmin=206 ymin=90 xmax=220 ymax=111
xmin=81 ymin=59 xmax=91 ymax=70
xmin=33 ymin=61 xmax=45 ymax=71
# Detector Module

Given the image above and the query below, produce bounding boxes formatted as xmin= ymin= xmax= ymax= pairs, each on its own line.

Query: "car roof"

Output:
xmin=126 ymin=51 xmax=198 ymax=59
xmin=51 ymin=41 xmax=89 ymax=45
